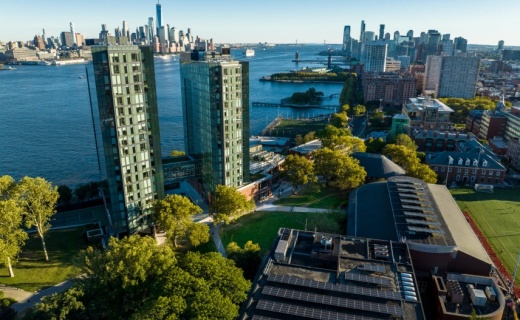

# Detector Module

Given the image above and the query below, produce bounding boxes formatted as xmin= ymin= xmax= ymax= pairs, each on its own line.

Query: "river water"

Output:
xmin=0 ymin=44 xmax=343 ymax=186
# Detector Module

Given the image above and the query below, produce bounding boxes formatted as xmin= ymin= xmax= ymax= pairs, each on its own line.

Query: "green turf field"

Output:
xmin=270 ymin=119 xmax=329 ymax=138
xmin=450 ymin=188 xmax=520 ymax=283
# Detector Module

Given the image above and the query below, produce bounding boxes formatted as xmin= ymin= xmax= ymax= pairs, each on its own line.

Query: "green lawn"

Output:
xmin=274 ymin=187 xmax=344 ymax=209
xmin=450 ymin=188 xmax=520 ymax=283
xmin=220 ymin=210 xmax=346 ymax=253
xmin=0 ymin=228 xmax=88 ymax=292
xmin=270 ymin=119 xmax=329 ymax=138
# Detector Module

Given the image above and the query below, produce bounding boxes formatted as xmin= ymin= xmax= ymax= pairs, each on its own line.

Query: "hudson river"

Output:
xmin=0 ymin=44 xmax=343 ymax=186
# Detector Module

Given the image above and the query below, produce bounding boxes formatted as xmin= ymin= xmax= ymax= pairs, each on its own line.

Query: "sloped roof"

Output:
xmin=352 ymin=152 xmax=406 ymax=179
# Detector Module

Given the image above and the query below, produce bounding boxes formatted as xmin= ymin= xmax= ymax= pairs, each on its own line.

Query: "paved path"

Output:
xmin=7 ymin=280 xmax=75 ymax=313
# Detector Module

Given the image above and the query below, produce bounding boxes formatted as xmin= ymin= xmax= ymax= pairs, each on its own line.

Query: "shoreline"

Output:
xmin=259 ymin=78 xmax=345 ymax=84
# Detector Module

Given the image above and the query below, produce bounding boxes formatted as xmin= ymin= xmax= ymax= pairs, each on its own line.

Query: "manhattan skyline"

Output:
xmin=2 ymin=0 xmax=519 ymax=46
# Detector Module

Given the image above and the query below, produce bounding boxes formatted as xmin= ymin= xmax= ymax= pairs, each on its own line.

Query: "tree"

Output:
xmin=0 ymin=176 xmax=27 ymax=278
xmin=365 ymin=137 xmax=386 ymax=154
xmin=186 ymin=223 xmax=210 ymax=247
xmin=57 ymin=185 xmax=73 ymax=206
xmin=152 ymin=194 xmax=205 ymax=248
xmin=329 ymin=112 xmax=348 ymax=128
xmin=226 ymin=241 xmax=262 ymax=280
xmin=295 ymin=134 xmax=303 ymax=146
xmin=16 ymin=177 xmax=59 ymax=261
xmin=314 ymin=148 xmax=367 ymax=191
xmin=210 ymin=185 xmax=255 ymax=225
xmin=369 ymin=111 xmax=385 ymax=128
xmin=382 ymin=145 xmax=437 ymax=183
xmin=316 ymin=124 xmax=351 ymax=148
xmin=352 ymin=104 xmax=366 ymax=116
xmin=170 ymin=150 xmax=186 ymax=157
xmin=303 ymin=131 xmax=316 ymax=143
xmin=394 ymin=133 xmax=418 ymax=151
xmin=31 ymin=236 xmax=250 ymax=320
xmin=282 ymin=154 xmax=317 ymax=189
xmin=340 ymin=104 xmax=350 ymax=114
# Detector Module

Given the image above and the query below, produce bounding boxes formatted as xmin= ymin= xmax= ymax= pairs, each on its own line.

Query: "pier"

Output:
xmin=252 ymin=102 xmax=339 ymax=110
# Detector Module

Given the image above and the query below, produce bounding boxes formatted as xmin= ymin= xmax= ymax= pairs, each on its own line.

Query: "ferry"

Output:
xmin=244 ymin=49 xmax=255 ymax=57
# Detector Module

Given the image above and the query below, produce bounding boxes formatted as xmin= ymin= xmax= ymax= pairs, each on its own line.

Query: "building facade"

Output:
xmin=92 ymin=45 xmax=164 ymax=234
xmin=180 ymin=49 xmax=250 ymax=199
xmin=423 ymin=55 xmax=442 ymax=95
xmin=363 ymin=72 xmax=417 ymax=106
xmin=402 ymin=97 xmax=454 ymax=130
xmin=427 ymin=152 xmax=506 ymax=185
xmin=364 ymin=41 xmax=387 ymax=72
xmin=342 ymin=25 xmax=351 ymax=56
xmin=438 ymin=56 xmax=480 ymax=99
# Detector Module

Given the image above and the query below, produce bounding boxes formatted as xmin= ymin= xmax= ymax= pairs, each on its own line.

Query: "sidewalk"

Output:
xmin=8 ymin=280 xmax=75 ymax=313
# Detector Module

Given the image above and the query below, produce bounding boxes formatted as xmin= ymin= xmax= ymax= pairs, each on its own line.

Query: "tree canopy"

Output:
xmin=0 ymin=176 xmax=27 ymax=278
xmin=316 ymin=125 xmax=364 ymax=153
xmin=16 ymin=176 xmax=59 ymax=261
xmin=28 ymin=236 xmax=251 ymax=320
xmin=152 ymin=194 xmax=207 ymax=248
xmin=393 ymin=133 xmax=418 ymax=151
xmin=210 ymin=185 xmax=255 ymax=225
xmin=282 ymin=154 xmax=317 ymax=188
xmin=437 ymin=97 xmax=509 ymax=123
xmin=364 ymin=137 xmax=386 ymax=154
xmin=226 ymin=241 xmax=262 ymax=280
xmin=352 ymin=104 xmax=367 ymax=116
xmin=329 ymin=112 xmax=348 ymax=128
xmin=382 ymin=144 xmax=437 ymax=183
xmin=314 ymin=148 xmax=367 ymax=191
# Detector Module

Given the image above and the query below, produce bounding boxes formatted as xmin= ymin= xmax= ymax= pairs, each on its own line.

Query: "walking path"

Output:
xmin=4 ymin=279 xmax=75 ymax=313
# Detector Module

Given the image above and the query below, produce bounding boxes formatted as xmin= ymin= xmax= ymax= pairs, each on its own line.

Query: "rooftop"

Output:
xmin=289 ymin=139 xmax=322 ymax=156
xmin=351 ymin=152 xmax=406 ymax=179
xmin=241 ymin=228 xmax=425 ymax=320
xmin=405 ymin=97 xmax=454 ymax=113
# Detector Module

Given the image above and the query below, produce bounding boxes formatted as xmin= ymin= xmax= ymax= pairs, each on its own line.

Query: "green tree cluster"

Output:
xmin=352 ymin=104 xmax=366 ymax=116
xmin=210 ymin=185 xmax=255 ymax=225
xmin=314 ymin=148 xmax=367 ymax=191
xmin=364 ymin=137 xmax=386 ymax=154
xmin=226 ymin=241 xmax=262 ymax=280
xmin=282 ymin=154 xmax=317 ymax=189
xmin=289 ymin=87 xmax=323 ymax=105
xmin=383 ymin=145 xmax=437 ymax=183
xmin=152 ymin=194 xmax=209 ymax=248
xmin=339 ymin=73 xmax=364 ymax=109
xmin=26 ymin=236 xmax=251 ymax=320
xmin=295 ymin=131 xmax=316 ymax=145
xmin=170 ymin=150 xmax=186 ymax=157
xmin=0 ymin=176 xmax=59 ymax=277
xmin=437 ymin=97 xmax=509 ymax=123
xmin=317 ymin=125 xmax=365 ymax=153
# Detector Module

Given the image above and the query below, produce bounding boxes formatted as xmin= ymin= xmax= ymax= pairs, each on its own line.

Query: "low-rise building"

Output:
xmin=241 ymin=228 xmax=426 ymax=319
xmin=412 ymin=129 xmax=471 ymax=152
xmin=426 ymin=152 xmax=506 ymax=185
xmin=363 ymin=72 xmax=417 ymax=106
xmin=402 ymin=97 xmax=454 ymax=131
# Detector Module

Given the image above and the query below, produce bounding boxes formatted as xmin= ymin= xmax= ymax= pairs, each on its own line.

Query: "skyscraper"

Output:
xmin=379 ymin=24 xmax=385 ymax=41
xmin=91 ymin=44 xmax=164 ymax=234
xmin=424 ymin=55 xmax=442 ymax=94
xmin=156 ymin=1 xmax=162 ymax=30
xmin=454 ymin=37 xmax=467 ymax=53
xmin=497 ymin=40 xmax=504 ymax=51
xmin=342 ymin=25 xmax=351 ymax=56
xmin=364 ymin=41 xmax=388 ymax=72
xmin=148 ymin=17 xmax=155 ymax=40
xmin=438 ymin=56 xmax=480 ymax=99
xmin=70 ymin=22 xmax=76 ymax=46
xmin=357 ymin=20 xmax=365 ymax=59
xmin=180 ymin=49 xmax=250 ymax=199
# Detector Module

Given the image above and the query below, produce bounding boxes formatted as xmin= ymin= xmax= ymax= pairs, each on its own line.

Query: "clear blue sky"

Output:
xmin=2 ymin=0 xmax=519 ymax=46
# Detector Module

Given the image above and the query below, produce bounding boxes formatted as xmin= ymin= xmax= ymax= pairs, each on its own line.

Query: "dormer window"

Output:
xmin=465 ymin=159 xmax=470 ymax=166
xmin=473 ymin=159 xmax=478 ymax=167
xmin=482 ymin=160 xmax=488 ymax=167
xmin=448 ymin=156 xmax=454 ymax=165
xmin=458 ymin=158 xmax=463 ymax=165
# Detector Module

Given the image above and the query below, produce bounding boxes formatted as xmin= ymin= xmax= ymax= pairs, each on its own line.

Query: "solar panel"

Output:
xmin=398 ymin=193 xmax=425 ymax=199
xmin=267 ymin=274 xmax=402 ymax=301
xmin=405 ymin=219 xmax=441 ymax=226
xmin=407 ymin=226 xmax=445 ymax=234
xmin=402 ymin=211 xmax=434 ymax=218
xmin=400 ymin=198 xmax=431 ymax=205
xmin=401 ymin=204 xmax=434 ymax=212
xmin=358 ymin=264 xmax=386 ymax=273
xmin=256 ymin=300 xmax=382 ymax=320
xmin=344 ymin=273 xmax=392 ymax=287
xmin=262 ymin=286 xmax=404 ymax=317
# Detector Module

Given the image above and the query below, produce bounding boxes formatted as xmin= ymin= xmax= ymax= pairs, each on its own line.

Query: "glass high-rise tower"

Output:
xmin=91 ymin=45 xmax=164 ymax=234
xmin=180 ymin=48 xmax=250 ymax=199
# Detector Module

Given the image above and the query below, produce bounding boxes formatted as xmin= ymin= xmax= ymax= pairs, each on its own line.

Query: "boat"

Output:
xmin=38 ymin=60 xmax=52 ymax=66
xmin=244 ymin=49 xmax=255 ymax=57
xmin=0 ymin=65 xmax=16 ymax=71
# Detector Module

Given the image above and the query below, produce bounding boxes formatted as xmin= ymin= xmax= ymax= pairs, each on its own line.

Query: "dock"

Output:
xmin=252 ymin=102 xmax=339 ymax=110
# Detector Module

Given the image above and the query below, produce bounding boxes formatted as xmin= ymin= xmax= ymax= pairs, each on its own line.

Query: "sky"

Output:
xmin=2 ymin=0 xmax=519 ymax=46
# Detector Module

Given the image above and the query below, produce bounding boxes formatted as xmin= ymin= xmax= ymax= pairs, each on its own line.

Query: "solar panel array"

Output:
xmin=252 ymin=316 xmax=282 ymax=320
xmin=256 ymin=300 xmax=382 ymax=320
xmin=267 ymin=274 xmax=402 ymax=301
xmin=403 ymin=211 xmax=433 ymax=218
xmin=262 ymin=286 xmax=404 ymax=317
xmin=358 ymin=264 xmax=386 ymax=273
xmin=408 ymin=225 xmax=445 ymax=234
xmin=344 ymin=273 xmax=392 ymax=287
xmin=405 ymin=218 xmax=441 ymax=226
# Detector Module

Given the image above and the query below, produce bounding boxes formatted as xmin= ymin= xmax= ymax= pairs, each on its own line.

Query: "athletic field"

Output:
xmin=450 ymin=188 xmax=520 ymax=284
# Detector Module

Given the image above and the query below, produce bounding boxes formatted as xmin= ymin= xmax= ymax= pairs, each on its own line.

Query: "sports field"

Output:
xmin=450 ymin=188 xmax=520 ymax=284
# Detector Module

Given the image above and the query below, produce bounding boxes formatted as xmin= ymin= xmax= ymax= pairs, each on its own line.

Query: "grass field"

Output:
xmin=0 ymin=228 xmax=88 ymax=292
xmin=220 ymin=210 xmax=346 ymax=253
xmin=274 ymin=186 xmax=344 ymax=209
xmin=450 ymin=188 xmax=520 ymax=283
xmin=270 ymin=119 xmax=329 ymax=138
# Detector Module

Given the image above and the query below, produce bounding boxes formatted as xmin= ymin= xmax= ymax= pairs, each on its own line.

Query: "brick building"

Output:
xmin=363 ymin=72 xmax=417 ymax=106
